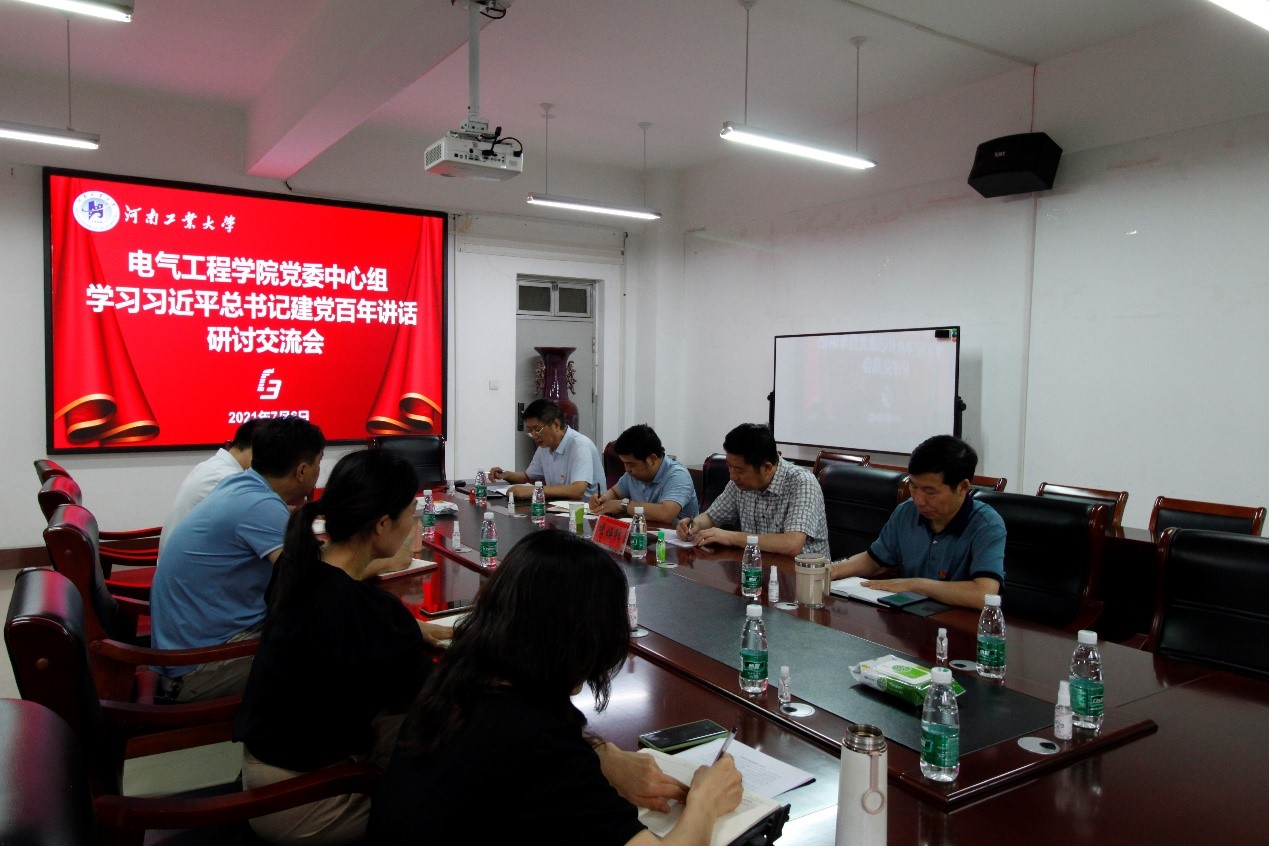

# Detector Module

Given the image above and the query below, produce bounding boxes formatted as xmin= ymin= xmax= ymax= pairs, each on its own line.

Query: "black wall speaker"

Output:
xmin=967 ymin=132 xmax=1062 ymax=198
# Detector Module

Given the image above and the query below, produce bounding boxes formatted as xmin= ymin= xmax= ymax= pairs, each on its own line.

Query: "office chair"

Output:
xmin=817 ymin=462 xmax=910 ymax=560
xmin=368 ymin=435 xmax=446 ymax=489
xmin=1148 ymin=496 xmax=1265 ymax=537
xmin=1036 ymin=482 xmax=1127 ymax=530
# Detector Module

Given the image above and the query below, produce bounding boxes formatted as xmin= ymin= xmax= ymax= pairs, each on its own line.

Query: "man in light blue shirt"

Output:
xmin=491 ymin=399 xmax=604 ymax=500
xmin=150 ymin=416 xmax=326 ymax=702
xmin=589 ymin=424 xmax=699 ymax=523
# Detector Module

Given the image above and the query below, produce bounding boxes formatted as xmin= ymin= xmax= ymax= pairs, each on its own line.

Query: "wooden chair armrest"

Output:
xmin=101 ymin=695 xmax=241 ymax=729
xmin=90 ymin=636 xmax=259 ymax=667
xmin=93 ymin=762 xmax=382 ymax=830
xmin=100 ymin=527 xmax=162 ymax=542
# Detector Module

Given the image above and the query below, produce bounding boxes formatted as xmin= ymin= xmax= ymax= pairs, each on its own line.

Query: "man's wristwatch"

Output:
xmin=621 ymin=498 xmax=630 ymax=516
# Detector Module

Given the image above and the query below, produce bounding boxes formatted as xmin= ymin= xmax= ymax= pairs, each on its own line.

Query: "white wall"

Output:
xmin=655 ymin=11 xmax=1269 ymax=529
xmin=0 ymin=79 xmax=645 ymax=550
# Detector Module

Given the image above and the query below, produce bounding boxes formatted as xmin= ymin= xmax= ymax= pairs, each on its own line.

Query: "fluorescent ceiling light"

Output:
xmin=1205 ymin=0 xmax=1269 ymax=32
xmin=720 ymin=122 xmax=875 ymax=170
xmin=10 ymin=0 xmax=133 ymax=22
xmin=526 ymin=193 xmax=662 ymax=221
xmin=0 ymin=120 xmax=99 ymax=149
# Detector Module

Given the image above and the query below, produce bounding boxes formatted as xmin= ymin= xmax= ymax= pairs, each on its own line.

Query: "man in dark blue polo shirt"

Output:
xmin=828 ymin=435 xmax=1005 ymax=609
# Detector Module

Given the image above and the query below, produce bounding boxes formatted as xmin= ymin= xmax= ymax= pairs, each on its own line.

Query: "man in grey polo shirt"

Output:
xmin=491 ymin=399 xmax=604 ymax=501
xmin=828 ymin=434 xmax=1005 ymax=610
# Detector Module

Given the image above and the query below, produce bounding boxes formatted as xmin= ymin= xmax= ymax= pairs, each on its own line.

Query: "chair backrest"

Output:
xmin=602 ymin=441 xmax=623 ymax=492
xmin=700 ymin=453 xmax=730 ymax=511
xmin=1148 ymin=529 xmax=1269 ymax=681
xmin=970 ymin=474 xmax=1007 ymax=493
xmin=5 ymin=567 xmax=123 ymax=796
xmin=975 ymin=492 xmax=1107 ymax=631
xmin=0 ymin=698 xmax=96 ymax=846
xmin=42 ymin=504 xmax=128 ymax=646
xmin=34 ymin=458 xmax=70 ymax=484
xmin=367 ymin=435 xmax=446 ymax=488
xmin=38 ymin=475 xmax=83 ymax=523
xmin=817 ymin=463 xmax=910 ymax=560
xmin=1036 ymin=482 xmax=1127 ymax=529
xmin=811 ymin=451 xmax=870 ymax=477
xmin=1149 ymin=496 xmax=1266 ymax=537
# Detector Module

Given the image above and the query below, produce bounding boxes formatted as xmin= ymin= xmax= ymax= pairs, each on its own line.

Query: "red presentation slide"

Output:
xmin=45 ymin=169 xmax=446 ymax=452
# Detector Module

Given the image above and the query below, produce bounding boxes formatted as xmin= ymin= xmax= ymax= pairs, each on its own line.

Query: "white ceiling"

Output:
xmin=0 ymin=0 xmax=1210 ymax=177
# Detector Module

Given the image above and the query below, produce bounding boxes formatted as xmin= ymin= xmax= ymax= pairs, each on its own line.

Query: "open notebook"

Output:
xmin=637 ymin=749 xmax=791 ymax=846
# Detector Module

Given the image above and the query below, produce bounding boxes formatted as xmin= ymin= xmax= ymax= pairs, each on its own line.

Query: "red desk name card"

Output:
xmin=592 ymin=516 xmax=632 ymax=553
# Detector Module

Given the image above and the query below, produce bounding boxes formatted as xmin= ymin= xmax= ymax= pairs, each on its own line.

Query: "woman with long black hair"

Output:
xmin=235 ymin=448 xmax=446 ymax=844
xmin=368 ymin=529 xmax=741 ymax=845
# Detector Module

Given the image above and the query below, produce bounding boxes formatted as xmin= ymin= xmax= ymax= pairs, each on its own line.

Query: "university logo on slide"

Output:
xmin=72 ymin=190 xmax=120 ymax=232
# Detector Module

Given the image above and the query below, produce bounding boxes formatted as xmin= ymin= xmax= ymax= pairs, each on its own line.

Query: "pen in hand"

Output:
xmin=713 ymin=726 xmax=738 ymax=763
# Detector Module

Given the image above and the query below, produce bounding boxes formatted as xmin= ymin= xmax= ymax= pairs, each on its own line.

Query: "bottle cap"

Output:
xmin=937 ymin=627 xmax=947 ymax=638
xmin=930 ymin=666 xmax=953 ymax=685
xmin=658 ymin=529 xmax=665 ymax=539
xmin=1078 ymin=629 xmax=1097 ymax=645
xmin=628 ymin=587 xmax=636 ymax=603
xmin=746 ymin=604 xmax=762 ymax=618
xmin=483 ymin=511 xmax=494 ymax=519
xmin=746 ymin=534 xmax=759 ymax=545
xmin=534 ymin=480 xmax=542 ymax=487
xmin=780 ymin=665 xmax=790 ymax=677
xmin=1058 ymin=679 xmax=1071 ymax=706
xmin=984 ymin=594 xmax=1002 ymax=607
xmin=770 ymin=564 xmax=778 ymax=574
xmin=634 ymin=506 xmax=644 ymax=514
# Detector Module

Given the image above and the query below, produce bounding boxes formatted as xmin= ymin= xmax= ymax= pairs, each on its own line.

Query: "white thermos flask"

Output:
xmin=835 ymin=724 xmax=887 ymax=846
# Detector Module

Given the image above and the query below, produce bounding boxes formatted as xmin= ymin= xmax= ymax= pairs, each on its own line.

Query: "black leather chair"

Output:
xmin=811 ymin=450 xmax=870 ymax=477
xmin=5 ymin=568 xmax=379 ymax=846
xmin=700 ymin=453 xmax=730 ymax=511
xmin=0 ymin=698 xmax=96 ymax=846
xmin=970 ymin=474 xmax=1007 ymax=493
xmin=975 ymin=492 xmax=1107 ymax=632
xmin=817 ymin=463 xmax=910 ymax=560
xmin=368 ymin=435 xmax=446 ymax=489
xmin=602 ymin=441 xmax=623 ymax=492
xmin=1149 ymin=496 xmax=1265 ymax=537
xmin=1146 ymin=529 xmax=1269 ymax=682
xmin=1036 ymin=482 xmax=1127 ymax=529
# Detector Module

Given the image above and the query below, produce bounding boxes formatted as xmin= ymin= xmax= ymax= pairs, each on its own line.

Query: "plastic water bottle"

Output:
xmin=479 ymin=510 xmax=497 ymax=567
xmin=920 ymin=667 xmax=960 ymax=782
xmin=935 ymin=627 xmax=948 ymax=666
xmin=1054 ymin=679 xmax=1074 ymax=740
xmin=630 ymin=507 xmax=648 ymax=560
xmin=655 ymin=530 xmax=667 ymax=565
xmin=739 ymin=604 xmax=769 ymax=695
xmin=976 ymin=593 xmax=1006 ymax=679
xmin=474 ymin=469 xmax=488 ymax=507
xmin=531 ymin=481 xmax=546 ymax=527
xmin=1069 ymin=630 xmax=1104 ymax=731
xmin=420 ymin=490 xmax=436 ymax=541
xmin=740 ymin=535 xmax=763 ymax=598
xmin=768 ymin=565 xmax=780 ymax=604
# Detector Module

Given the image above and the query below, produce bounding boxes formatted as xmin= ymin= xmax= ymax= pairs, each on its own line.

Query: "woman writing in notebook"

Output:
xmin=368 ymin=529 xmax=742 ymax=845
xmin=235 ymin=449 xmax=449 ymax=845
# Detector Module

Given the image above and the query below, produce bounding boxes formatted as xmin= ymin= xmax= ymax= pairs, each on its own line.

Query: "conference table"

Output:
xmin=378 ymin=494 xmax=1269 ymax=844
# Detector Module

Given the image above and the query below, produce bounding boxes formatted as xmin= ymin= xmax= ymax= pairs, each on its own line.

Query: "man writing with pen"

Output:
xmin=590 ymin=424 xmax=700 ymax=522
xmin=677 ymin=423 xmax=829 ymax=557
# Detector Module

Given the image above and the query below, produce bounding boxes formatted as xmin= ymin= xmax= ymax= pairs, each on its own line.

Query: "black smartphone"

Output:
xmin=638 ymin=719 xmax=729 ymax=753
xmin=879 ymin=591 xmax=929 ymax=609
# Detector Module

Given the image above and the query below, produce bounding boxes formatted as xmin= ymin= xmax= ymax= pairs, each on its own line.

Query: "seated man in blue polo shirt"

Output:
xmin=490 ymin=399 xmax=604 ymax=501
xmin=150 ymin=416 xmax=326 ymax=702
xmin=588 ymin=424 xmax=699 ymax=523
xmin=828 ymin=435 xmax=1005 ymax=610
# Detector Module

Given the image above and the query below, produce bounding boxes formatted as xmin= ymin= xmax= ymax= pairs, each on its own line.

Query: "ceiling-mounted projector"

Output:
xmin=424 ymin=118 xmax=522 ymax=180
xmin=425 ymin=0 xmax=523 ymax=180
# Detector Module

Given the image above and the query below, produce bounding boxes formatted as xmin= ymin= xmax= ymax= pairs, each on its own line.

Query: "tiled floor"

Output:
xmin=0 ymin=567 xmax=242 ymax=796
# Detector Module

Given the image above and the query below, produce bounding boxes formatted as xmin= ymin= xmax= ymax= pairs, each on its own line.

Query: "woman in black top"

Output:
xmin=368 ymin=530 xmax=742 ymax=846
xmin=235 ymin=449 xmax=444 ymax=845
